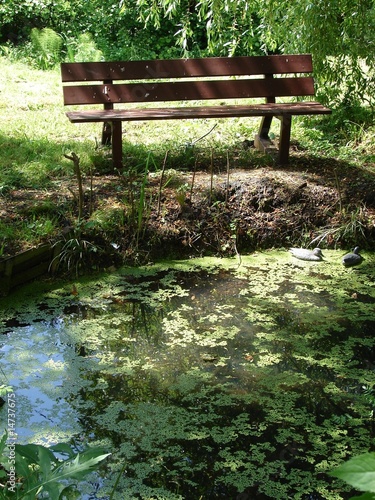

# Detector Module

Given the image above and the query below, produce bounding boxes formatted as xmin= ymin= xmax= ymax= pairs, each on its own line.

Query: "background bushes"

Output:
xmin=0 ymin=0 xmax=203 ymax=63
xmin=1 ymin=0 xmax=374 ymax=112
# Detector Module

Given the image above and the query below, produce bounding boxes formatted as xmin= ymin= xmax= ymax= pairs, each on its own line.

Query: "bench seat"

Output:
xmin=66 ymin=101 xmax=330 ymax=122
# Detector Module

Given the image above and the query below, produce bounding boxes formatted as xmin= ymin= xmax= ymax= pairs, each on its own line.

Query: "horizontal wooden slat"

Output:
xmin=66 ymin=102 xmax=331 ymax=123
xmin=61 ymin=55 xmax=313 ymax=82
xmin=63 ymin=77 xmax=316 ymax=105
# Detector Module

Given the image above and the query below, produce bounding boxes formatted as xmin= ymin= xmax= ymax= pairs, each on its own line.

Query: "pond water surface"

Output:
xmin=1 ymin=250 xmax=375 ymax=499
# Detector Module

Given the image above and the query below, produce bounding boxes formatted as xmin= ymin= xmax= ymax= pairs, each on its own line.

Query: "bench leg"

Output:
xmin=102 ymin=122 xmax=112 ymax=146
xmin=111 ymin=121 xmax=123 ymax=169
xmin=278 ymin=114 xmax=291 ymax=165
xmin=259 ymin=115 xmax=273 ymax=139
xmin=254 ymin=115 xmax=275 ymax=155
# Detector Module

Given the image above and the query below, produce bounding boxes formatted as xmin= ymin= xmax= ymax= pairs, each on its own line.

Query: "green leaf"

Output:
xmin=51 ymin=452 xmax=111 ymax=482
xmin=350 ymin=493 xmax=375 ymax=500
xmin=74 ymin=446 xmax=109 ymax=463
xmin=331 ymin=453 xmax=375 ymax=493
xmin=16 ymin=443 xmax=57 ymax=468
xmin=41 ymin=481 xmax=63 ymax=498
xmin=15 ymin=453 xmax=37 ymax=493
xmin=0 ymin=431 xmax=8 ymax=469
xmin=13 ymin=443 xmax=110 ymax=499
xmin=37 ymin=445 xmax=55 ymax=478
xmin=0 ymin=432 xmax=8 ymax=463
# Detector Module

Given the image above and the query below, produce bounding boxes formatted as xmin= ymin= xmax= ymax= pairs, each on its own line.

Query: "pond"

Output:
xmin=1 ymin=250 xmax=375 ymax=499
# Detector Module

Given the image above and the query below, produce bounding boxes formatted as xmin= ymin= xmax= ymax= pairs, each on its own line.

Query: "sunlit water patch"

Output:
xmin=0 ymin=321 xmax=84 ymax=443
xmin=1 ymin=250 xmax=375 ymax=499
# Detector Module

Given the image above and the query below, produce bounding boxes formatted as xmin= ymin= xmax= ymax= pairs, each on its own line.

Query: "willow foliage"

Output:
xmin=127 ymin=0 xmax=375 ymax=106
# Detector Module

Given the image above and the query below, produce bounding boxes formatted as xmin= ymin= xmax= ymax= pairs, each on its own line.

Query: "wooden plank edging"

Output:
xmin=0 ymin=243 xmax=61 ymax=296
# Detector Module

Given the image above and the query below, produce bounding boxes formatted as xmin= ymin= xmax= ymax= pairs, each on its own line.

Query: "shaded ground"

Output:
xmin=1 ymin=151 xmax=375 ymax=268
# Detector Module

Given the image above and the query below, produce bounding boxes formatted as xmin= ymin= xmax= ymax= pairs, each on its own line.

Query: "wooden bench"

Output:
xmin=61 ymin=54 xmax=331 ymax=169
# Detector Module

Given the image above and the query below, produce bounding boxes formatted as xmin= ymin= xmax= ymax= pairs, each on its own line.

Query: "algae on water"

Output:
xmin=0 ymin=250 xmax=375 ymax=498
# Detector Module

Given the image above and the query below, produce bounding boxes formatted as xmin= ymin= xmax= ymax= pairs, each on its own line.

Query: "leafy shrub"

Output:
xmin=66 ymin=32 xmax=103 ymax=62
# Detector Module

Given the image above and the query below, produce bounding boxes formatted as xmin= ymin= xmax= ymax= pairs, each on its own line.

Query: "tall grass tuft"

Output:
xmin=30 ymin=28 xmax=62 ymax=69
xmin=136 ymin=153 xmax=155 ymax=246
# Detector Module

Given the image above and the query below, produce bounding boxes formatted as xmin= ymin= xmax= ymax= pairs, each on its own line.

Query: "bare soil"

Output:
xmin=1 ymin=154 xmax=375 ymax=267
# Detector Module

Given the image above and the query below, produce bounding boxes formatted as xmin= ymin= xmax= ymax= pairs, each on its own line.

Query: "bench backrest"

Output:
xmin=61 ymin=54 xmax=316 ymax=106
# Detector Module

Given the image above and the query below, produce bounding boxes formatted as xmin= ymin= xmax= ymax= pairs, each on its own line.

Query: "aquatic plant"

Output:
xmin=51 ymin=225 xmax=102 ymax=276
xmin=311 ymin=204 xmax=368 ymax=248
xmin=119 ymin=154 xmax=154 ymax=247
xmin=136 ymin=156 xmax=150 ymax=247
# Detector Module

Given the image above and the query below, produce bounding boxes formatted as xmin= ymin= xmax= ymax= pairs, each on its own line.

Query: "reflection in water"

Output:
xmin=0 ymin=323 xmax=82 ymax=444
xmin=1 ymin=251 xmax=375 ymax=499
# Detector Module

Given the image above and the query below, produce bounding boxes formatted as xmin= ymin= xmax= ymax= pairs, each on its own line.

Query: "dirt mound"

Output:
xmin=1 ymin=157 xmax=375 ymax=266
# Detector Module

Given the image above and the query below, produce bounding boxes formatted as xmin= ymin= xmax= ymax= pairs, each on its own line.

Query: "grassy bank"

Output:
xmin=1 ymin=56 xmax=375 ymax=269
